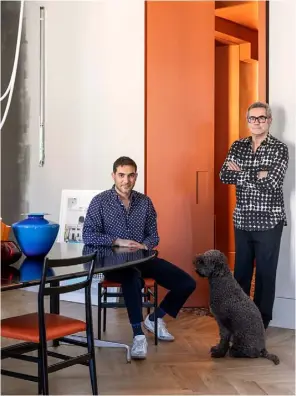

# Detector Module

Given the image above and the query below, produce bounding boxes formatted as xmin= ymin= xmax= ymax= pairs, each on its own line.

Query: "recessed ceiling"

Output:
xmin=215 ymin=1 xmax=258 ymax=31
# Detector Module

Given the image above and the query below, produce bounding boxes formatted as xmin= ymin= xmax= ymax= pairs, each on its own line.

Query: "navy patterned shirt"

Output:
xmin=82 ymin=186 xmax=160 ymax=249
xmin=219 ymin=133 xmax=288 ymax=231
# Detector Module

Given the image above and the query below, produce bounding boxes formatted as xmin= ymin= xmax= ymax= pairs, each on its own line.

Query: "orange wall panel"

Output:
xmin=240 ymin=61 xmax=258 ymax=139
xmin=214 ymin=44 xmax=240 ymax=270
xmin=258 ymin=0 xmax=267 ymax=101
xmin=146 ymin=1 xmax=215 ymax=307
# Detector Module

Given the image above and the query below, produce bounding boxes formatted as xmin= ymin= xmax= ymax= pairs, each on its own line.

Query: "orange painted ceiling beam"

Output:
xmin=215 ymin=16 xmax=258 ymax=61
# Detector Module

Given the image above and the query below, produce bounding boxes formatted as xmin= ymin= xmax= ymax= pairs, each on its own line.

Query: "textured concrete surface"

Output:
xmin=1 ymin=1 xmax=29 ymax=225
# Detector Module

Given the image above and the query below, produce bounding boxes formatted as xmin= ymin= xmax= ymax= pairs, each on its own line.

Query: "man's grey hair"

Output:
xmin=246 ymin=102 xmax=272 ymax=119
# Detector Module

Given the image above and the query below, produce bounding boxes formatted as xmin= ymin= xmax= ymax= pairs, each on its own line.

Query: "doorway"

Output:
xmin=214 ymin=0 xmax=268 ymax=269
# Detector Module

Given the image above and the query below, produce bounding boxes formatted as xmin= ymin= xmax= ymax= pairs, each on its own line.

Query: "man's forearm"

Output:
xmin=82 ymin=229 xmax=114 ymax=246
xmin=220 ymin=169 xmax=257 ymax=186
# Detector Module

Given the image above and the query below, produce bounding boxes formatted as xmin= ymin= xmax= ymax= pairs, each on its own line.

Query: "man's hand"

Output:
xmin=258 ymin=171 xmax=268 ymax=179
xmin=128 ymin=241 xmax=148 ymax=250
xmin=227 ymin=161 xmax=241 ymax=171
xmin=113 ymin=238 xmax=136 ymax=247
xmin=113 ymin=239 xmax=147 ymax=249
xmin=113 ymin=246 xmax=139 ymax=253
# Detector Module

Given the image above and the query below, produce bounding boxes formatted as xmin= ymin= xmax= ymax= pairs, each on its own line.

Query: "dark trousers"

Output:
xmin=234 ymin=221 xmax=284 ymax=326
xmin=104 ymin=257 xmax=196 ymax=324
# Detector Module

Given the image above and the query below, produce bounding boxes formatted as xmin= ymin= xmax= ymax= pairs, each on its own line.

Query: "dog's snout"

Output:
xmin=193 ymin=254 xmax=204 ymax=267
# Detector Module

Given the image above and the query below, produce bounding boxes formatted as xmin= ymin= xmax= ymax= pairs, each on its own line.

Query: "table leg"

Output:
xmin=50 ymin=280 xmax=60 ymax=347
xmin=62 ymin=335 xmax=131 ymax=363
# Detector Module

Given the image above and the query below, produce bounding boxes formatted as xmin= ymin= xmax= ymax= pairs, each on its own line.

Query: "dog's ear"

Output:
xmin=211 ymin=261 xmax=226 ymax=277
xmin=211 ymin=252 xmax=229 ymax=277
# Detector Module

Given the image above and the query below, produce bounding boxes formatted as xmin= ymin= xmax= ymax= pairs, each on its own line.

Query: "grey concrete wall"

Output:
xmin=1 ymin=1 xmax=29 ymax=225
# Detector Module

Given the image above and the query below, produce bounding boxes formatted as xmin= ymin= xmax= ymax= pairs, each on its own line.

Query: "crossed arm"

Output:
xmin=219 ymin=141 xmax=289 ymax=192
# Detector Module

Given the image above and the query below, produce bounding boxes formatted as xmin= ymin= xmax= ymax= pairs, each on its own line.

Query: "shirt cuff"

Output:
xmin=103 ymin=235 xmax=116 ymax=246
xmin=142 ymin=239 xmax=153 ymax=250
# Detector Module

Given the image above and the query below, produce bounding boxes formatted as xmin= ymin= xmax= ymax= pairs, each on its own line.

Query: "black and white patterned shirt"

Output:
xmin=219 ymin=133 xmax=289 ymax=231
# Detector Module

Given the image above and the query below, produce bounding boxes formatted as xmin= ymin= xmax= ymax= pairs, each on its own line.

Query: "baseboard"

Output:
xmin=270 ymin=296 xmax=295 ymax=329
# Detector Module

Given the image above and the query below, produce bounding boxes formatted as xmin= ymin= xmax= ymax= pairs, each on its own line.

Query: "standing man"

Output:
xmin=219 ymin=102 xmax=289 ymax=329
xmin=83 ymin=156 xmax=196 ymax=359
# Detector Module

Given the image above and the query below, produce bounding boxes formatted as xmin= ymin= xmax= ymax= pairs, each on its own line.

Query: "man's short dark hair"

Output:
xmin=113 ymin=157 xmax=137 ymax=173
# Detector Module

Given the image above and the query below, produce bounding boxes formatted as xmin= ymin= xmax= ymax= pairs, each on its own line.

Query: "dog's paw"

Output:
xmin=210 ymin=344 xmax=228 ymax=358
xmin=210 ymin=344 xmax=220 ymax=353
xmin=210 ymin=348 xmax=228 ymax=358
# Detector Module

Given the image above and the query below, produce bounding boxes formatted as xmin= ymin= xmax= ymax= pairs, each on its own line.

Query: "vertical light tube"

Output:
xmin=39 ymin=6 xmax=45 ymax=167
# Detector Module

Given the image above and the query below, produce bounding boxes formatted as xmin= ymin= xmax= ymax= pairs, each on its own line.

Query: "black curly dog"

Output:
xmin=194 ymin=250 xmax=280 ymax=365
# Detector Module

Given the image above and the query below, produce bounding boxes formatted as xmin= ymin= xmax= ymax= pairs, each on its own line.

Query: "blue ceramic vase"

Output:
xmin=12 ymin=213 xmax=60 ymax=257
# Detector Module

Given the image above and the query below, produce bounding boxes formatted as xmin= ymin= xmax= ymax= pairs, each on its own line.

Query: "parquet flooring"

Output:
xmin=1 ymin=290 xmax=295 ymax=395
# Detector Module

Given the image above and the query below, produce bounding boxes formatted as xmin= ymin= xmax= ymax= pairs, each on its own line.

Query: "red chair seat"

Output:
xmin=101 ymin=277 xmax=155 ymax=288
xmin=1 ymin=313 xmax=86 ymax=343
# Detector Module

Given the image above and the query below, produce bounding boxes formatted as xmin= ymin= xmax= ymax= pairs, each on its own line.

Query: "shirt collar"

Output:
xmin=247 ymin=132 xmax=272 ymax=147
xmin=111 ymin=185 xmax=136 ymax=202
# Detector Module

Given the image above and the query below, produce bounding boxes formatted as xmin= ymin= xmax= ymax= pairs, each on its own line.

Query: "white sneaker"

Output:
xmin=144 ymin=315 xmax=175 ymax=341
xmin=131 ymin=335 xmax=148 ymax=359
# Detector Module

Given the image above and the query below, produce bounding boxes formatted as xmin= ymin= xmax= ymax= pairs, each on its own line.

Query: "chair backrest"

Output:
xmin=37 ymin=252 xmax=97 ymax=343
xmin=38 ymin=252 xmax=97 ymax=298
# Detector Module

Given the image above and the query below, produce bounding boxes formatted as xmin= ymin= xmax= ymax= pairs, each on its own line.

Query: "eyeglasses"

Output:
xmin=247 ymin=116 xmax=269 ymax=124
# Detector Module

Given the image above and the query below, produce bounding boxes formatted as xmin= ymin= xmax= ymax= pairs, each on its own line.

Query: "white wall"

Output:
xmin=269 ymin=0 xmax=296 ymax=329
xmin=24 ymin=0 xmax=145 ymax=222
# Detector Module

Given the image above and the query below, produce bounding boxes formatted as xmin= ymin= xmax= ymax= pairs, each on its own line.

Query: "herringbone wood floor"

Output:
xmin=1 ymin=290 xmax=295 ymax=395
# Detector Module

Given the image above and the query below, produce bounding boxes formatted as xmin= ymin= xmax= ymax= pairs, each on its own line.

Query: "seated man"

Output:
xmin=83 ymin=156 xmax=196 ymax=359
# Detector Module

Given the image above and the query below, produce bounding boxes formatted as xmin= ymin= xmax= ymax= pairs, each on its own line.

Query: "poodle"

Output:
xmin=193 ymin=249 xmax=279 ymax=365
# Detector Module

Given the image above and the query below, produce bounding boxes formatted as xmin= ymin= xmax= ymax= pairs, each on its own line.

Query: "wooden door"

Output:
xmin=145 ymin=1 xmax=215 ymax=307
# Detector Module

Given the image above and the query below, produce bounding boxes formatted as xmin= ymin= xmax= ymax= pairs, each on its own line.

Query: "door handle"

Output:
xmin=196 ymin=171 xmax=209 ymax=204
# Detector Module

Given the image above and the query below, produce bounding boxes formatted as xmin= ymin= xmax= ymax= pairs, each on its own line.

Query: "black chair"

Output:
xmin=98 ymin=278 xmax=159 ymax=345
xmin=1 ymin=253 xmax=98 ymax=395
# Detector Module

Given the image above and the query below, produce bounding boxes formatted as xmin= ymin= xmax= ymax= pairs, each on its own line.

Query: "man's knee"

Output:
xmin=181 ymin=275 xmax=196 ymax=295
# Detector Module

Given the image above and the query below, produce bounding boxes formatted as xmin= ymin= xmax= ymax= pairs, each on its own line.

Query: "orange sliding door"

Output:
xmin=146 ymin=1 xmax=215 ymax=307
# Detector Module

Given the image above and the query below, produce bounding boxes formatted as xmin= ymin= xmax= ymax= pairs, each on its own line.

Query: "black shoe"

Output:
xmin=263 ymin=320 xmax=270 ymax=330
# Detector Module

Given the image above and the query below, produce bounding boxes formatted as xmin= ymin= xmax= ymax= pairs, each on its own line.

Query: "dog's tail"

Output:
xmin=260 ymin=348 xmax=280 ymax=365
